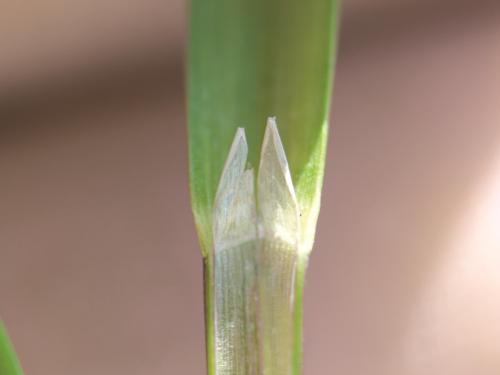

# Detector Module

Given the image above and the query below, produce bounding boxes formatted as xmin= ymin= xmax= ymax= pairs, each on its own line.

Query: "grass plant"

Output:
xmin=188 ymin=1 xmax=339 ymax=373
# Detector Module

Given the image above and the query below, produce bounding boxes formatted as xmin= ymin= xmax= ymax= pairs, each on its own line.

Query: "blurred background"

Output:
xmin=1 ymin=0 xmax=500 ymax=374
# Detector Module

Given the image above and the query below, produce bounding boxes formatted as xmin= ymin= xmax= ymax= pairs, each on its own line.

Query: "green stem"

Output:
xmin=292 ymin=254 xmax=308 ymax=375
xmin=208 ymin=241 xmax=303 ymax=375
xmin=204 ymin=256 xmax=216 ymax=375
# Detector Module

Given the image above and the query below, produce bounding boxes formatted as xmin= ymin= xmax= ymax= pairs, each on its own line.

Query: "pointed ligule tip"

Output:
xmin=263 ymin=117 xmax=287 ymax=164
xmin=266 ymin=117 xmax=280 ymax=147
xmin=258 ymin=118 xmax=299 ymax=246
xmin=267 ymin=116 xmax=277 ymax=129
xmin=235 ymin=126 xmax=246 ymax=143
xmin=260 ymin=117 xmax=297 ymax=199
xmin=216 ymin=128 xmax=248 ymax=191
xmin=265 ymin=117 xmax=279 ymax=144
xmin=262 ymin=117 xmax=278 ymax=151
xmin=213 ymin=127 xmax=257 ymax=250
xmin=229 ymin=127 xmax=248 ymax=162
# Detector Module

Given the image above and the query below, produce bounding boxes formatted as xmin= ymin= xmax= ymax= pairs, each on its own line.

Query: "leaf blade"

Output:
xmin=0 ymin=322 xmax=24 ymax=375
xmin=188 ymin=0 xmax=339 ymax=252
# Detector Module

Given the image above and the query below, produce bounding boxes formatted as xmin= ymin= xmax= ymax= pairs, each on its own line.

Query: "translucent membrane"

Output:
xmin=212 ymin=119 xmax=299 ymax=375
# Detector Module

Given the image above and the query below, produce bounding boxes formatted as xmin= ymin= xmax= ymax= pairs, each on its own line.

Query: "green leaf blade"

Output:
xmin=0 ymin=322 xmax=24 ymax=375
xmin=188 ymin=0 xmax=339 ymax=253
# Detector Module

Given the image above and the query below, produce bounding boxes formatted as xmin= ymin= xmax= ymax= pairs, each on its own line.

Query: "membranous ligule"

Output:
xmin=213 ymin=119 xmax=299 ymax=375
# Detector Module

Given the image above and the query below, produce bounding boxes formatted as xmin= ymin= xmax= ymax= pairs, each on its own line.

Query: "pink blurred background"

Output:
xmin=1 ymin=1 xmax=500 ymax=374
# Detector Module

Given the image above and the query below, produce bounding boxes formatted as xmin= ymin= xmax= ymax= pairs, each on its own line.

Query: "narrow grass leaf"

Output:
xmin=0 ymin=322 xmax=24 ymax=375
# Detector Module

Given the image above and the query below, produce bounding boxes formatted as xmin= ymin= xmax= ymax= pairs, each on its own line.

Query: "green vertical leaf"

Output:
xmin=0 ymin=322 xmax=24 ymax=375
xmin=188 ymin=0 xmax=339 ymax=254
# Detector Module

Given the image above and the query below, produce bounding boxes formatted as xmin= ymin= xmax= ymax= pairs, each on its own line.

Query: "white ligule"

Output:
xmin=212 ymin=118 xmax=299 ymax=375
